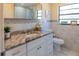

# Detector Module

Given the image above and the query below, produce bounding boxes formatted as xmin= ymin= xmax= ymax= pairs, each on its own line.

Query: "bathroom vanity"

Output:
xmin=3 ymin=31 xmax=53 ymax=56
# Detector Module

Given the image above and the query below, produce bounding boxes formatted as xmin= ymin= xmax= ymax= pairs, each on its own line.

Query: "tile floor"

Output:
xmin=53 ymin=46 xmax=79 ymax=56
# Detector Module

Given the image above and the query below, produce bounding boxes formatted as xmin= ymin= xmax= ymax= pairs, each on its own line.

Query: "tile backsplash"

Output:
xmin=4 ymin=18 xmax=38 ymax=32
xmin=52 ymin=21 xmax=79 ymax=53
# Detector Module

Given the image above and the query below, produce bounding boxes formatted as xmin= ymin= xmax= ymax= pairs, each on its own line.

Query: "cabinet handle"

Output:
xmin=37 ymin=47 xmax=40 ymax=50
xmin=37 ymin=46 xmax=41 ymax=50
xmin=39 ymin=46 xmax=41 ymax=48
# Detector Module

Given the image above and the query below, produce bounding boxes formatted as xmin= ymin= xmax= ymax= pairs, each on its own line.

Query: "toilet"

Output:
xmin=53 ymin=38 xmax=64 ymax=51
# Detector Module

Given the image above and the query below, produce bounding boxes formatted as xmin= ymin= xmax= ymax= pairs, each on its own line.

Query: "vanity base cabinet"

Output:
xmin=5 ymin=44 xmax=27 ymax=56
xmin=27 ymin=33 xmax=53 ymax=56
xmin=5 ymin=33 xmax=53 ymax=56
xmin=26 ymin=36 xmax=45 ymax=56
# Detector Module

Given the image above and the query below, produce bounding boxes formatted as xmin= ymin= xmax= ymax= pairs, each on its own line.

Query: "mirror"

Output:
xmin=14 ymin=3 xmax=40 ymax=19
xmin=4 ymin=3 xmax=42 ymax=20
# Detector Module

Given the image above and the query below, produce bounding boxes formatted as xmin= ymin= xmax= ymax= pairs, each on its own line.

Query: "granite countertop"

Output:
xmin=5 ymin=30 xmax=53 ymax=50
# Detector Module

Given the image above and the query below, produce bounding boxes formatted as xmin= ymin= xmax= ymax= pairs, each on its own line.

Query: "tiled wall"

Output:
xmin=4 ymin=18 xmax=38 ymax=32
xmin=52 ymin=21 xmax=79 ymax=52
xmin=50 ymin=3 xmax=79 ymax=52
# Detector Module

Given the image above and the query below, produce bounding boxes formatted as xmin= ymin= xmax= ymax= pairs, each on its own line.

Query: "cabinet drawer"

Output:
xmin=5 ymin=44 xmax=26 ymax=56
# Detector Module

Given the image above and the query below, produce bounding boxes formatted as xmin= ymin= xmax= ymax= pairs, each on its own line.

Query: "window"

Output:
xmin=37 ymin=10 xmax=42 ymax=20
xmin=59 ymin=3 xmax=79 ymax=24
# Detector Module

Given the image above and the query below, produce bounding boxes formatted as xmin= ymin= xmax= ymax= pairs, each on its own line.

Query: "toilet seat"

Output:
xmin=53 ymin=38 xmax=64 ymax=44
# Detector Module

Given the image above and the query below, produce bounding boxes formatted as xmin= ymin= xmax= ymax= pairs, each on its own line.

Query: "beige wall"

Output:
xmin=51 ymin=3 xmax=79 ymax=52
xmin=50 ymin=3 xmax=58 ymax=20
xmin=3 ymin=3 xmax=14 ymax=18
xmin=0 ymin=4 xmax=4 ymax=55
